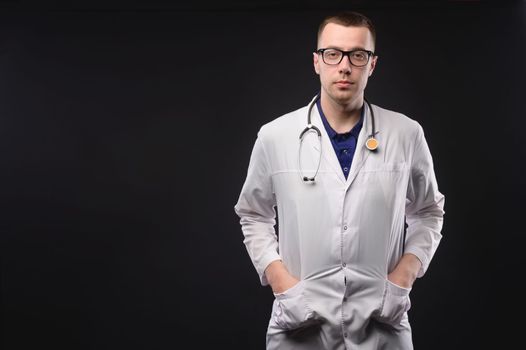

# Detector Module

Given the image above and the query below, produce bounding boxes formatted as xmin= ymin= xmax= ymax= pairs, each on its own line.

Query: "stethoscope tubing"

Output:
xmin=299 ymin=94 xmax=377 ymax=182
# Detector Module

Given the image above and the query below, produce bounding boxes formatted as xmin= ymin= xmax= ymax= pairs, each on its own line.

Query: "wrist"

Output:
xmin=264 ymin=260 xmax=298 ymax=293
xmin=388 ymin=270 xmax=415 ymax=289
xmin=265 ymin=261 xmax=286 ymax=285
xmin=388 ymin=254 xmax=421 ymax=288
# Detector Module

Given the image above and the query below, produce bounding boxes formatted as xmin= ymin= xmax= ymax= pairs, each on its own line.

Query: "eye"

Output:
xmin=325 ymin=51 xmax=339 ymax=58
xmin=352 ymin=51 xmax=367 ymax=60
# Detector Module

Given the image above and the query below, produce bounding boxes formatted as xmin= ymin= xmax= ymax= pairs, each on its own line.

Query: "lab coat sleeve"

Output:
xmin=234 ymin=127 xmax=280 ymax=286
xmin=404 ymin=124 xmax=445 ymax=278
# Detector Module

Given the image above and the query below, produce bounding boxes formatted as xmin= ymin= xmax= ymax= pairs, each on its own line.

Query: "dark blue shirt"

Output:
xmin=316 ymin=98 xmax=364 ymax=179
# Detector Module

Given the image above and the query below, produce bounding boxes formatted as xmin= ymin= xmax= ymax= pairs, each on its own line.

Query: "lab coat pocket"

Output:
xmin=271 ymin=280 xmax=318 ymax=331
xmin=376 ymin=279 xmax=411 ymax=326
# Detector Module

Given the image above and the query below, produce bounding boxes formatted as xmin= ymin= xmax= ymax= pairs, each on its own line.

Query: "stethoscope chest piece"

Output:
xmin=365 ymin=136 xmax=379 ymax=151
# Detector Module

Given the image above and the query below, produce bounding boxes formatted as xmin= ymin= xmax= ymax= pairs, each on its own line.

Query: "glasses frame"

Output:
xmin=316 ymin=48 xmax=375 ymax=67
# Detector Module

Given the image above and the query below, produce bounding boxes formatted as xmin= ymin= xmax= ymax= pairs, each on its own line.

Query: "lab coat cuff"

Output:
xmin=403 ymin=247 xmax=429 ymax=278
xmin=258 ymin=253 xmax=282 ymax=286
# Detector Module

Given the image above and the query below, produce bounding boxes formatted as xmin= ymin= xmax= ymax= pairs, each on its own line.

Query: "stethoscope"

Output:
xmin=299 ymin=94 xmax=378 ymax=182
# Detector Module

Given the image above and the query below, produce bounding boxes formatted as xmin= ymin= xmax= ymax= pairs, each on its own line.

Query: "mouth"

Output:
xmin=335 ymin=80 xmax=353 ymax=87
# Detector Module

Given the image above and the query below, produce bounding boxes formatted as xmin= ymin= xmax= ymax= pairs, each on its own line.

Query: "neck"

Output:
xmin=320 ymin=92 xmax=363 ymax=134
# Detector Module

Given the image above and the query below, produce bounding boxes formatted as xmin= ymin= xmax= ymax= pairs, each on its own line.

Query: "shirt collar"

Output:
xmin=316 ymin=97 xmax=364 ymax=140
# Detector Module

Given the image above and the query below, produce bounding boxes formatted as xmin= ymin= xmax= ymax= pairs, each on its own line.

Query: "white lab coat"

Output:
xmin=234 ymin=100 xmax=445 ymax=350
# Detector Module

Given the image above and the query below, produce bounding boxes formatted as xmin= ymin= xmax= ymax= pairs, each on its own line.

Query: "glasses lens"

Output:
xmin=350 ymin=50 xmax=370 ymax=66
xmin=322 ymin=49 xmax=343 ymax=65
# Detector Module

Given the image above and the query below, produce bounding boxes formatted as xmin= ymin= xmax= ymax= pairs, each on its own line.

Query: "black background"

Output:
xmin=1 ymin=1 xmax=525 ymax=349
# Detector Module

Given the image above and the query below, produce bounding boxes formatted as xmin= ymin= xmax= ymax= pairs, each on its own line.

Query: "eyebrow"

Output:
xmin=324 ymin=46 xmax=369 ymax=51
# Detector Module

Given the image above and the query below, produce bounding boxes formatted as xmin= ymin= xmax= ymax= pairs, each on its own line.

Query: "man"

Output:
xmin=234 ymin=11 xmax=444 ymax=350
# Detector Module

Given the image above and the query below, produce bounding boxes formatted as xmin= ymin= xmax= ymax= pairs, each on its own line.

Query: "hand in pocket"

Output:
xmin=375 ymin=279 xmax=412 ymax=326
xmin=272 ymin=281 xmax=320 ymax=330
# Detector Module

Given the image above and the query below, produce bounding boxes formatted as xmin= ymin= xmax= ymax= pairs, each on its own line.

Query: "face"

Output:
xmin=314 ymin=23 xmax=377 ymax=106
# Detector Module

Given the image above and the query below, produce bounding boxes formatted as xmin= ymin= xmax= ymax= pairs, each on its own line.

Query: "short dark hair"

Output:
xmin=317 ymin=11 xmax=376 ymax=49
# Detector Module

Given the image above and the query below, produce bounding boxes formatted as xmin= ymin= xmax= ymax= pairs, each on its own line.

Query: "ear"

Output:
xmin=313 ymin=52 xmax=320 ymax=75
xmin=368 ymin=55 xmax=378 ymax=77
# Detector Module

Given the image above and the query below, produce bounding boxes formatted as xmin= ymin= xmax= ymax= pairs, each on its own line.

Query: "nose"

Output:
xmin=338 ymin=54 xmax=352 ymax=74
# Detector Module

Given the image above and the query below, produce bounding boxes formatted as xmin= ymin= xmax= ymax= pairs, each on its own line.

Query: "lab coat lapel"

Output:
xmin=311 ymin=105 xmax=347 ymax=184
xmin=345 ymin=103 xmax=374 ymax=189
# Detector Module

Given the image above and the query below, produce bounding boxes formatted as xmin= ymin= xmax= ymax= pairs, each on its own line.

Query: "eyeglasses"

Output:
xmin=316 ymin=48 xmax=375 ymax=67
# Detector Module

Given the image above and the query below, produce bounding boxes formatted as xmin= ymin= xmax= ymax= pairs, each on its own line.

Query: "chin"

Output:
xmin=331 ymin=90 xmax=355 ymax=104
